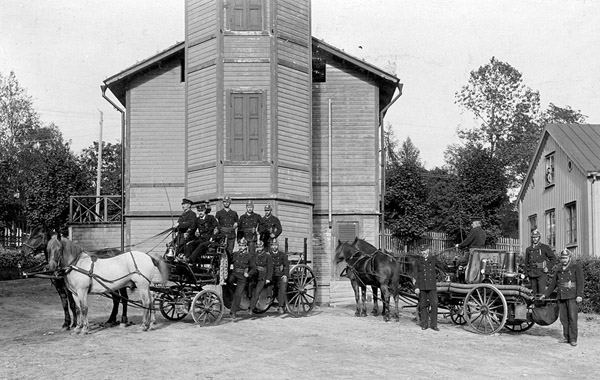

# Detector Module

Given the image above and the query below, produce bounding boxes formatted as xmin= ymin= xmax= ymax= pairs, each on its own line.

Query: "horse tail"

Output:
xmin=147 ymin=251 xmax=169 ymax=285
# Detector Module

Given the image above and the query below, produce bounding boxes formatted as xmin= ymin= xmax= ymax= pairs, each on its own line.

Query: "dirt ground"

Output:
xmin=1 ymin=278 xmax=599 ymax=380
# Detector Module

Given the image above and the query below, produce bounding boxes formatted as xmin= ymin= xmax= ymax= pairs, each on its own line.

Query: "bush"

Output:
xmin=579 ymin=258 xmax=600 ymax=314
xmin=0 ymin=247 xmax=45 ymax=269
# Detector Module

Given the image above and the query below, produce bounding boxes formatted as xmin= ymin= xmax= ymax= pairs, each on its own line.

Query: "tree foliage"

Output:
xmin=385 ymin=137 xmax=429 ymax=245
xmin=79 ymin=141 xmax=122 ymax=195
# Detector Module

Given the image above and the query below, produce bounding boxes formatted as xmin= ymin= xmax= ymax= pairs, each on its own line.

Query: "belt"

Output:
xmin=533 ymin=262 xmax=546 ymax=269
xmin=257 ymin=266 xmax=266 ymax=272
xmin=560 ymin=281 xmax=576 ymax=289
xmin=234 ymin=268 xmax=246 ymax=274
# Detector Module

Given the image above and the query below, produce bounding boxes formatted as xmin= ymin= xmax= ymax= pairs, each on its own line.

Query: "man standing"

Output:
xmin=215 ymin=195 xmax=238 ymax=263
xmin=173 ymin=198 xmax=196 ymax=255
xmin=249 ymin=240 xmax=273 ymax=313
xmin=228 ymin=238 xmax=256 ymax=320
xmin=259 ymin=204 xmax=282 ymax=249
xmin=270 ymin=239 xmax=289 ymax=314
xmin=414 ymin=245 xmax=445 ymax=331
xmin=238 ymin=200 xmax=262 ymax=254
xmin=544 ymin=248 xmax=583 ymax=347
xmin=525 ymin=229 xmax=557 ymax=294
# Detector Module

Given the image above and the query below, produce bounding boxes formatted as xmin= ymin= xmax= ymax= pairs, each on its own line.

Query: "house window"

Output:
xmin=545 ymin=209 xmax=556 ymax=247
xmin=566 ymin=202 xmax=577 ymax=245
xmin=228 ymin=91 xmax=264 ymax=161
xmin=545 ymin=153 xmax=555 ymax=186
xmin=337 ymin=221 xmax=358 ymax=242
xmin=312 ymin=58 xmax=326 ymax=83
xmin=528 ymin=215 xmax=537 ymax=238
xmin=228 ymin=0 xmax=263 ymax=31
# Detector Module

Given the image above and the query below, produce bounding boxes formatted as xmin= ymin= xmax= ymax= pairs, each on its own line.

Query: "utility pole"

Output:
xmin=96 ymin=110 xmax=103 ymax=221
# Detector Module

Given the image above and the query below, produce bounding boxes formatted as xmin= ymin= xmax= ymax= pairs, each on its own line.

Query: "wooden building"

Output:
xmin=92 ymin=0 xmax=401 ymax=304
xmin=517 ymin=123 xmax=600 ymax=258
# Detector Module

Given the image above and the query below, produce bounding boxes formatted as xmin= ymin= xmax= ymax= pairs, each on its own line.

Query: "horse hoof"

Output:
xmin=371 ymin=310 xmax=379 ymax=316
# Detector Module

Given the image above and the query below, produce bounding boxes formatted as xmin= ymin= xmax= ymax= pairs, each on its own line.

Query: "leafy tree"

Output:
xmin=541 ymin=103 xmax=587 ymax=124
xmin=79 ymin=141 xmax=122 ymax=195
xmin=385 ymin=137 xmax=429 ymax=245
xmin=455 ymin=57 xmax=542 ymax=188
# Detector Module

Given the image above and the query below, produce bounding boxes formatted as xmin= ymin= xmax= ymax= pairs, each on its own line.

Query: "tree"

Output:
xmin=541 ymin=103 xmax=587 ymax=124
xmin=455 ymin=57 xmax=542 ymax=188
xmin=385 ymin=137 xmax=429 ymax=245
xmin=79 ymin=141 xmax=122 ymax=195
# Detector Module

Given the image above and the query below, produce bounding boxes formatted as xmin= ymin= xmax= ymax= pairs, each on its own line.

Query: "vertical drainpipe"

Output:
xmin=379 ymin=82 xmax=403 ymax=248
xmin=101 ymin=85 xmax=125 ymax=252
xmin=328 ymin=99 xmax=332 ymax=229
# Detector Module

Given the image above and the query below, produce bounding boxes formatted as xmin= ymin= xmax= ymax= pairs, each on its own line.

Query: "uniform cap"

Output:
xmin=182 ymin=198 xmax=193 ymax=205
xmin=560 ymin=248 xmax=572 ymax=258
xmin=223 ymin=195 xmax=231 ymax=202
xmin=196 ymin=203 xmax=206 ymax=211
xmin=531 ymin=229 xmax=541 ymax=237
xmin=264 ymin=204 xmax=272 ymax=211
xmin=246 ymin=200 xmax=254 ymax=207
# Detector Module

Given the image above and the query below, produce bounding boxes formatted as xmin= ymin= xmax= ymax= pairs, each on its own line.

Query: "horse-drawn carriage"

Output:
xmin=400 ymin=247 xmax=560 ymax=335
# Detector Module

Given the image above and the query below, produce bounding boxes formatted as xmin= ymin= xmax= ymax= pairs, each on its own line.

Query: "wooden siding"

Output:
xmin=278 ymin=39 xmax=310 ymax=67
xmin=222 ymin=165 xmax=270 ymax=194
xmin=69 ymin=224 xmax=122 ymax=252
xmin=223 ymin=36 xmax=271 ymax=59
xmin=128 ymin=218 xmax=174 ymax=255
xmin=188 ymin=37 xmax=218 ymax=66
xmin=186 ymin=0 xmax=217 ymax=42
xmin=187 ymin=66 xmax=218 ymax=168
xmin=276 ymin=0 xmax=310 ymax=44
xmin=277 ymin=202 xmax=312 ymax=255
xmin=188 ymin=166 xmax=218 ymax=197
xmin=129 ymin=186 xmax=186 ymax=213
xmin=520 ymin=136 xmax=589 ymax=257
xmin=127 ymin=61 xmax=185 ymax=213
xmin=277 ymin=167 xmax=310 ymax=198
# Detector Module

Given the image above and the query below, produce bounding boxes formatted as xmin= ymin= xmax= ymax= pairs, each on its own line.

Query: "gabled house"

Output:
xmin=517 ymin=123 xmax=600 ymax=258
xmin=72 ymin=0 xmax=402 ymax=305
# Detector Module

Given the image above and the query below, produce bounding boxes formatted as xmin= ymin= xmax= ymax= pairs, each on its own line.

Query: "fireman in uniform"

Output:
xmin=185 ymin=203 xmax=218 ymax=263
xmin=258 ymin=204 xmax=282 ymax=250
xmin=270 ymin=239 xmax=289 ymax=314
xmin=172 ymin=198 xmax=196 ymax=255
xmin=215 ymin=195 xmax=238 ymax=264
xmin=414 ymin=245 xmax=445 ymax=331
xmin=543 ymin=248 xmax=583 ymax=346
xmin=249 ymin=240 xmax=273 ymax=313
xmin=228 ymin=238 xmax=256 ymax=320
xmin=237 ymin=200 xmax=262 ymax=254
xmin=525 ymin=229 xmax=557 ymax=294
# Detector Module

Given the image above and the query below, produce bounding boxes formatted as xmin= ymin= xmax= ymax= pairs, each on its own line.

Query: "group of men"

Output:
xmin=172 ymin=196 xmax=287 ymax=320
xmin=415 ymin=217 xmax=583 ymax=347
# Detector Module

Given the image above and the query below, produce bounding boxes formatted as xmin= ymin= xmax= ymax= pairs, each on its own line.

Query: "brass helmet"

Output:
xmin=238 ymin=237 xmax=248 ymax=247
xmin=531 ymin=229 xmax=541 ymax=238
xmin=256 ymin=240 xmax=264 ymax=250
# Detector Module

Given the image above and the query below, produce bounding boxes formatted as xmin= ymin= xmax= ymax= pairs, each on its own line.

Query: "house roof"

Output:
xmin=103 ymin=38 xmax=401 ymax=110
xmin=517 ymin=123 xmax=600 ymax=201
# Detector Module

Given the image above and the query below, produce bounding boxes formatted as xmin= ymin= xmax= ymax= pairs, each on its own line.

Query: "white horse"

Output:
xmin=47 ymin=235 xmax=168 ymax=334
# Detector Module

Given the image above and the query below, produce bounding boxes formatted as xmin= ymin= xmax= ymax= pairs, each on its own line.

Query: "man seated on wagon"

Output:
xmin=183 ymin=203 xmax=217 ymax=263
xmin=269 ymin=239 xmax=289 ymax=314
xmin=228 ymin=238 xmax=257 ymax=320
xmin=454 ymin=216 xmax=486 ymax=268
xmin=249 ymin=240 xmax=273 ymax=313
xmin=172 ymin=198 xmax=196 ymax=255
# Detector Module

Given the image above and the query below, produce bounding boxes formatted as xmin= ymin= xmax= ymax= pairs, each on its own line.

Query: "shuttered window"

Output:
xmin=228 ymin=92 xmax=264 ymax=161
xmin=229 ymin=0 xmax=263 ymax=31
xmin=337 ymin=221 xmax=358 ymax=242
xmin=566 ymin=202 xmax=577 ymax=244
xmin=545 ymin=209 xmax=556 ymax=248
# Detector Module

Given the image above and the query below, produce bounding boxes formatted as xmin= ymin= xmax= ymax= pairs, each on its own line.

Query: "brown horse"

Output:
xmin=335 ymin=240 xmax=400 ymax=322
xmin=21 ymin=228 xmax=130 ymax=329
xmin=47 ymin=235 xmax=169 ymax=334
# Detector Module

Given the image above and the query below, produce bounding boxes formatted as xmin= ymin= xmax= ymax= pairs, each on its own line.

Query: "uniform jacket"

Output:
xmin=238 ymin=212 xmax=262 ymax=242
xmin=415 ymin=255 xmax=445 ymax=291
xmin=189 ymin=215 xmax=218 ymax=242
xmin=176 ymin=209 xmax=196 ymax=233
xmin=525 ymin=243 xmax=556 ymax=278
xmin=215 ymin=208 xmax=239 ymax=238
xmin=458 ymin=226 xmax=486 ymax=249
xmin=271 ymin=249 xmax=289 ymax=277
xmin=231 ymin=249 xmax=256 ymax=280
xmin=259 ymin=214 xmax=282 ymax=239
xmin=253 ymin=250 xmax=274 ymax=281
xmin=545 ymin=262 xmax=583 ymax=300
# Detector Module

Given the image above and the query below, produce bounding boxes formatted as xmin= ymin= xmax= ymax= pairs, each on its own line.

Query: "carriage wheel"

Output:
xmin=449 ymin=303 xmax=467 ymax=325
xmin=286 ymin=264 xmax=317 ymax=317
xmin=158 ymin=289 xmax=189 ymax=321
xmin=463 ymin=284 xmax=507 ymax=335
xmin=504 ymin=296 xmax=534 ymax=333
xmin=191 ymin=289 xmax=224 ymax=326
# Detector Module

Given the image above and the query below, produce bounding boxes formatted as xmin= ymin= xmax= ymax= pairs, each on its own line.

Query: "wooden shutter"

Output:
xmin=229 ymin=92 xmax=263 ymax=161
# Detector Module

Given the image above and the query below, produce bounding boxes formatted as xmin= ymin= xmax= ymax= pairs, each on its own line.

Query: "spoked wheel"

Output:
xmin=191 ymin=289 xmax=224 ymax=326
xmin=449 ymin=303 xmax=467 ymax=325
xmin=158 ymin=288 xmax=190 ymax=321
xmin=286 ymin=264 xmax=317 ymax=317
xmin=463 ymin=284 xmax=507 ymax=335
xmin=504 ymin=296 xmax=534 ymax=333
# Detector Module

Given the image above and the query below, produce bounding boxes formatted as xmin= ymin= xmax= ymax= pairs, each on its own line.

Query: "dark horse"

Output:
xmin=335 ymin=240 xmax=400 ymax=322
xmin=21 ymin=227 xmax=129 ymax=329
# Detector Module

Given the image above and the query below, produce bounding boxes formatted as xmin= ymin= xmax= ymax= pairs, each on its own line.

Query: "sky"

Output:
xmin=1 ymin=0 xmax=599 ymax=169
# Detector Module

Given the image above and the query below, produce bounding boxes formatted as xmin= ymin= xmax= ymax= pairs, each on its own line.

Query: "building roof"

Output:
xmin=103 ymin=38 xmax=401 ymax=110
xmin=518 ymin=123 xmax=600 ymax=201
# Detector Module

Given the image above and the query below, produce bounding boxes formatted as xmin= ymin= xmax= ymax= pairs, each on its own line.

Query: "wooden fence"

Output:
xmin=1 ymin=219 xmax=27 ymax=248
xmin=382 ymin=229 xmax=520 ymax=255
